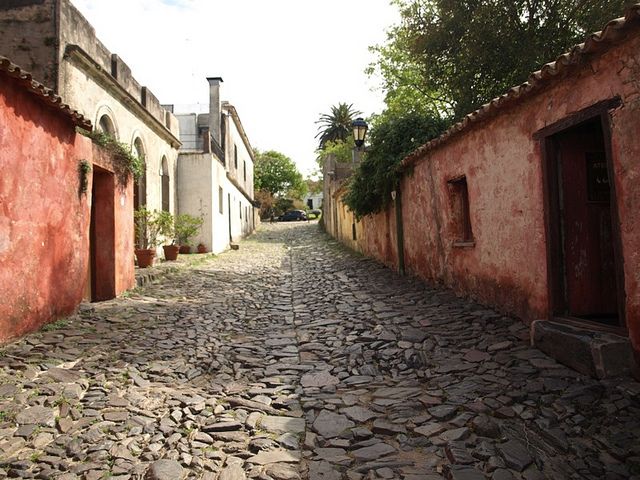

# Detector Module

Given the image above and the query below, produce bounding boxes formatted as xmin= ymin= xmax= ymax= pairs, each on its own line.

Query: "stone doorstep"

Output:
xmin=530 ymin=320 xmax=635 ymax=379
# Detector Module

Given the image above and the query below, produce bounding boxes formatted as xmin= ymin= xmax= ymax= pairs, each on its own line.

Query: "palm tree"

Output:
xmin=315 ymin=103 xmax=362 ymax=150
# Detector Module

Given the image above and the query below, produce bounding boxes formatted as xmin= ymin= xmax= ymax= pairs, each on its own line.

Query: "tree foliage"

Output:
xmin=344 ymin=111 xmax=448 ymax=219
xmin=254 ymin=149 xmax=307 ymax=218
xmin=254 ymin=149 xmax=306 ymax=198
xmin=370 ymin=0 xmax=629 ymax=120
xmin=315 ymin=103 xmax=362 ymax=150
xmin=315 ymin=138 xmax=355 ymax=170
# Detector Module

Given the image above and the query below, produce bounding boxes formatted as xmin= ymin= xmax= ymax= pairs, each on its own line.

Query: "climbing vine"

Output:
xmin=78 ymin=159 xmax=91 ymax=194
xmin=77 ymin=128 xmax=145 ymax=187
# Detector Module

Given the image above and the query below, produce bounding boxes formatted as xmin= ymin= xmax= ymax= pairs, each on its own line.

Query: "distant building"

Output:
xmin=303 ymin=191 xmax=323 ymax=210
xmin=175 ymin=78 xmax=257 ymax=253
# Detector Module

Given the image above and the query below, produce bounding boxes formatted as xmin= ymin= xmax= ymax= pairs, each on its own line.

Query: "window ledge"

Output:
xmin=453 ymin=241 xmax=475 ymax=248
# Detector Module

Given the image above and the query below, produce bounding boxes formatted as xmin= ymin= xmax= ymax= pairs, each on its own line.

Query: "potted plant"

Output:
xmin=157 ymin=211 xmax=180 ymax=261
xmin=134 ymin=207 xmax=161 ymax=268
xmin=174 ymin=214 xmax=204 ymax=254
xmin=197 ymin=242 xmax=207 ymax=253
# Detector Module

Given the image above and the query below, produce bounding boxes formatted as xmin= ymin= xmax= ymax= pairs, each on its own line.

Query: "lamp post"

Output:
xmin=351 ymin=117 xmax=368 ymax=163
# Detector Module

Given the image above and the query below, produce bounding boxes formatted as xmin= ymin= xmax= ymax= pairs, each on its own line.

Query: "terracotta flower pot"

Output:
xmin=135 ymin=249 xmax=156 ymax=268
xmin=197 ymin=243 xmax=207 ymax=253
xmin=163 ymin=245 xmax=180 ymax=261
xmin=179 ymin=245 xmax=191 ymax=254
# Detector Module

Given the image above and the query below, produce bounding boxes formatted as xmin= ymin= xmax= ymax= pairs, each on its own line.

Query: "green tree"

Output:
xmin=315 ymin=103 xmax=362 ymax=150
xmin=344 ymin=110 xmax=447 ymax=219
xmin=371 ymin=0 xmax=629 ymax=120
xmin=315 ymin=138 xmax=355 ymax=170
xmin=254 ymin=149 xmax=306 ymax=198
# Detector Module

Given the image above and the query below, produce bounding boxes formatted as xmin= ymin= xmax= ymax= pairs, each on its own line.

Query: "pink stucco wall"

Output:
xmin=357 ymin=32 xmax=640 ymax=361
xmin=0 ymin=72 xmax=134 ymax=342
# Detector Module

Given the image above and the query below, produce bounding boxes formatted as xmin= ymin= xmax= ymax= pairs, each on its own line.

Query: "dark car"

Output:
xmin=279 ymin=210 xmax=307 ymax=221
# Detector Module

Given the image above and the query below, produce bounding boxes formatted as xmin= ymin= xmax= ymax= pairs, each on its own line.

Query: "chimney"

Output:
xmin=206 ymin=77 xmax=223 ymax=146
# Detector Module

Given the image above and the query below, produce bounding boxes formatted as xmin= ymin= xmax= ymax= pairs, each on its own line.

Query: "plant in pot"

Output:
xmin=157 ymin=210 xmax=180 ymax=261
xmin=134 ymin=207 xmax=161 ymax=268
xmin=174 ymin=214 xmax=204 ymax=254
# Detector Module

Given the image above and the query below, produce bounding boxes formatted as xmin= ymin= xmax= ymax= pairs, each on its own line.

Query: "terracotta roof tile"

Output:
xmin=0 ymin=56 xmax=91 ymax=130
xmin=400 ymin=4 xmax=640 ymax=170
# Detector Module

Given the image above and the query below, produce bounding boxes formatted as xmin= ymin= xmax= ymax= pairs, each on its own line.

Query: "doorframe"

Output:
xmin=537 ymin=97 xmax=627 ymax=334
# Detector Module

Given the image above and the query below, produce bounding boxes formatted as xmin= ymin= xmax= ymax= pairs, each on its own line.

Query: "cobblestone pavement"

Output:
xmin=1 ymin=222 xmax=639 ymax=480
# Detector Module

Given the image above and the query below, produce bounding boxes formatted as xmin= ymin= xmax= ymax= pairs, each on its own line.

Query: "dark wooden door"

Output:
xmin=555 ymin=120 xmax=617 ymax=320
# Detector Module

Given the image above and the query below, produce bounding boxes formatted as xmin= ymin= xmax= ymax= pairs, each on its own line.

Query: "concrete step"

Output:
xmin=531 ymin=320 xmax=635 ymax=379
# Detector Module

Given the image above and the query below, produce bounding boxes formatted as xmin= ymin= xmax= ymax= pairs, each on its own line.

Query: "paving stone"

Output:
xmin=264 ymin=463 xmax=300 ymax=480
xmin=145 ymin=460 xmax=184 ymax=480
xmin=246 ymin=449 xmax=300 ymax=465
xmin=312 ymin=410 xmax=354 ymax=438
xmin=342 ymin=406 xmax=377 ymax=423
xmin=447 ymin=466 xmax=486 ymax=480
xmin=218 ymin=464 xmax=246 ymax=480
xmin=260 ymin=415 xmax=305 ymax=434
xmin=497 ymin=440 xmax=533 ymax=472
xmin=428 ymin=405 xmax=458 ymax=421
xmin=15 ymin=406 xmax=55 ymax=427
xmin=301 ymin=371 xmax=340 ymax=388
xmin=351 ymin=442 xmax=396 ymax=461
xmin=308 ymin=461 xmax=341 ymax=480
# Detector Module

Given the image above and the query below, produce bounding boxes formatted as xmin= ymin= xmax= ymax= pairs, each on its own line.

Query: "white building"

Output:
xmin=303 ymin=192 xmax=324 ymax=211
xmin=175 ymin=78 xmax=257 ymax=253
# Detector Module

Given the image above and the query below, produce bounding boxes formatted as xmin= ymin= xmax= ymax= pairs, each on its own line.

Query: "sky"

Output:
xmin=70 ymin=0 xmax=400 ymax=177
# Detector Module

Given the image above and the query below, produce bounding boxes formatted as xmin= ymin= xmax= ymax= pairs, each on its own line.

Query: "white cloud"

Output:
xmin=71 ymin=0 xmax=399 ymax=175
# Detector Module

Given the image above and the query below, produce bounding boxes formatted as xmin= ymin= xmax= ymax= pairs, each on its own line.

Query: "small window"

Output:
xmin=234 ymin=145 xmax=238 ymax=170
xmin=448 ymin=176 xmax=474 ymax=246
xmin=243 ymin=160 xmax=246 ymax=181
xmin=218 ymin=187 xmax=224 ymax=214
xmin=239 ymin=201 xmax=242 ymax=219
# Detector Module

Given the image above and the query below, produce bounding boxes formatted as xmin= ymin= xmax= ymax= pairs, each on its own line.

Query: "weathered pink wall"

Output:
xmin=355 ymin=32 xmax=640 ymax=360
xmin=0 ymin=73 xmax=134 ymax=342
xmin=0 ymin=75 xmax=89 ymax=341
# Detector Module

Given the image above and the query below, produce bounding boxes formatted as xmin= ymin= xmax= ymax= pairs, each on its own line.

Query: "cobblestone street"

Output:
xmin=0 ymin=222 xmax=639 ymax=480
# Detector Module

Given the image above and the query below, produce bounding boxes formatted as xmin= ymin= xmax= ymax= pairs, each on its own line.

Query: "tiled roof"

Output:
xmin=400 ymin=4 xmax=640 ymax=170
xmin=0 ymin=56 xmax=91 ymax=129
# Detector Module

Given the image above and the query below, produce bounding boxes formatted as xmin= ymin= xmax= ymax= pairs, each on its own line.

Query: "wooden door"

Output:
xmin=555 ymin=120 xmax=618 ymax=322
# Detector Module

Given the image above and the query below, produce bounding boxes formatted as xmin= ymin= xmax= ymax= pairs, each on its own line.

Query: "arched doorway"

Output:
xmin=132 ymin=137 xmax=147 ymax=210
xmin=161 ymin=156 xmax=170 ymax=212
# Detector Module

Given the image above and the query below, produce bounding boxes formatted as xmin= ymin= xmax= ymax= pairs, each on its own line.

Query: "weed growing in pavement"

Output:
xmin=42 ymin=319 xmax=70 ymax=331
xmin=0 ymin=410 xmax=15 ymax=422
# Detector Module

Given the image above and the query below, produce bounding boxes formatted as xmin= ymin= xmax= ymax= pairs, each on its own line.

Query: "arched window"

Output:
xmin=98 ymin=114 xmax=116 ymax=138
xmin=133 ymin=137 xmax=147 ymax=209
xmin=161 ymin=156 xmax=170 ymax=212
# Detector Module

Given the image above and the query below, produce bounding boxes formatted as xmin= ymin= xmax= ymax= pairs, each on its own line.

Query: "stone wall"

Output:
xmin=0 ymin=0 xmax=57 ymax=87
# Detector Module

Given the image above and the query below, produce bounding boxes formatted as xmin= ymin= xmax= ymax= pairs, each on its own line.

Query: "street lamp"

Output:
xmin=352 ymin=117 xmax=368 ymax=149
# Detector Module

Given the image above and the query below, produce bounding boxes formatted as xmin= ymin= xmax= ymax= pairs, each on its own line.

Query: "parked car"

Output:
xmin=279 ymin=210 xmax=307 ymax=221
